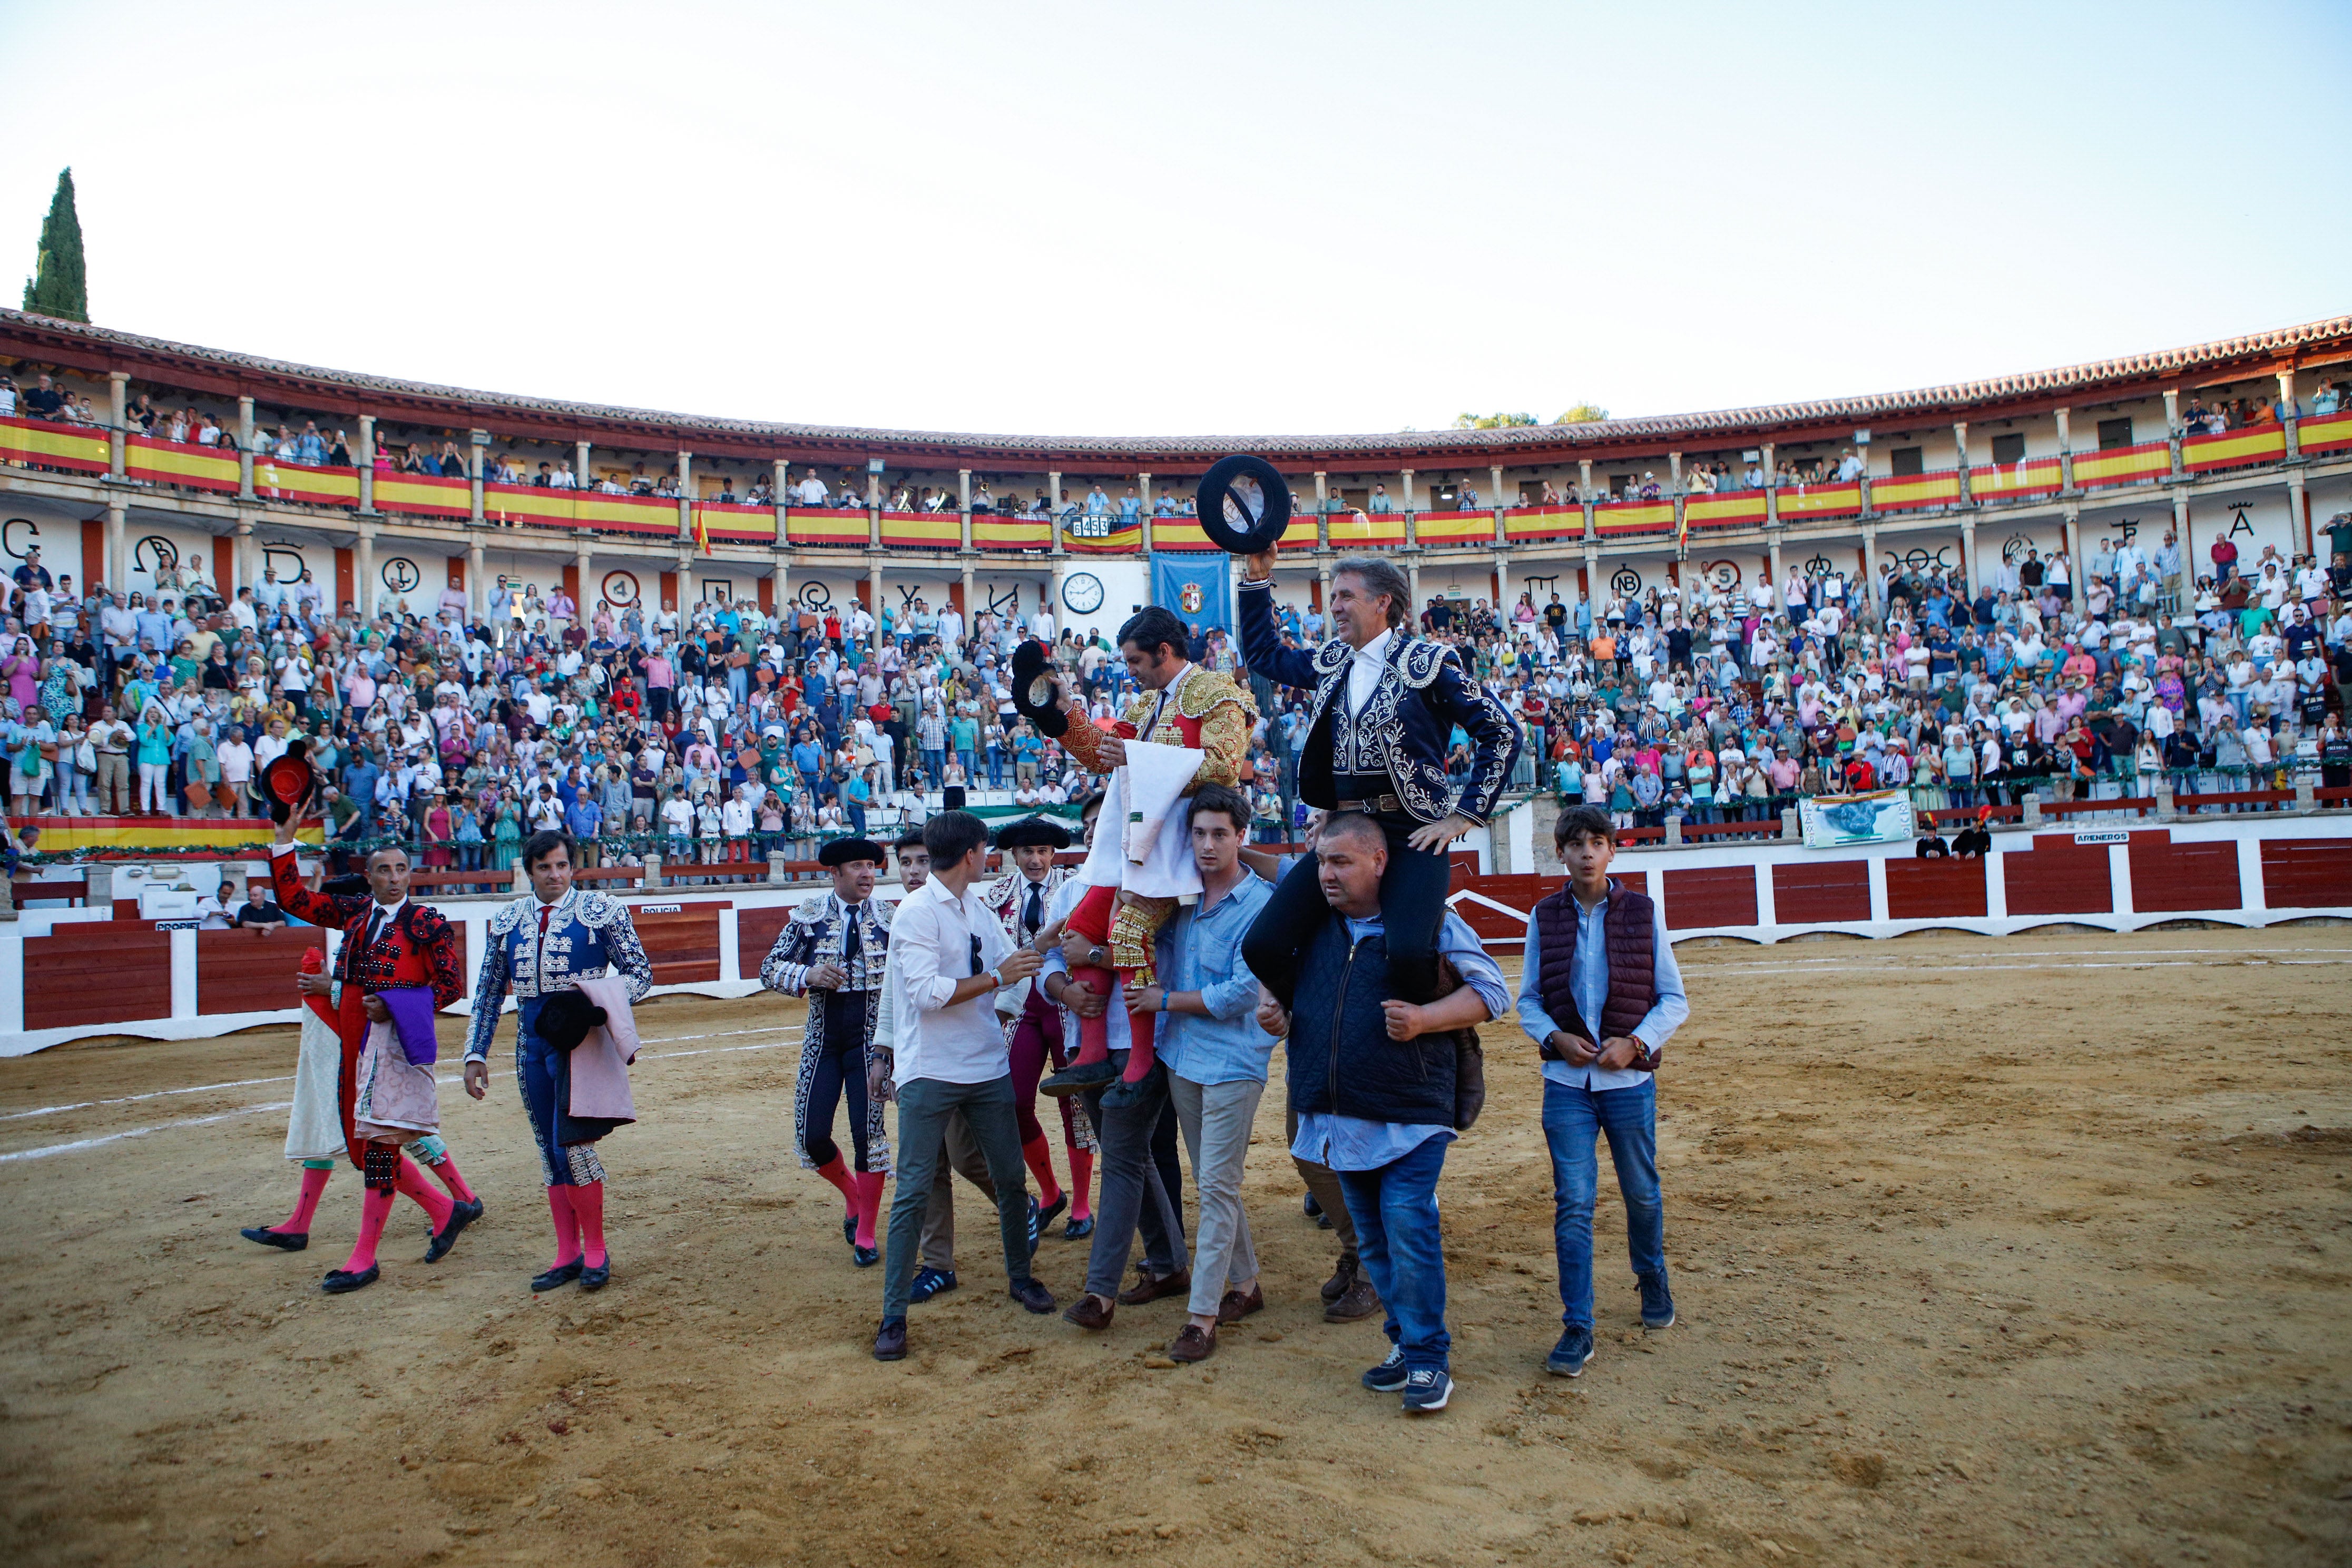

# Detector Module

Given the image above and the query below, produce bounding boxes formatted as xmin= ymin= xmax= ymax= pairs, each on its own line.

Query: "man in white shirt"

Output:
xmin=873 ymin=810 xmax=1052 ymax=1360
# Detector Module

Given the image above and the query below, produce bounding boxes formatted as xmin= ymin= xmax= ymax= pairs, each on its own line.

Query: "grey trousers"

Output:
xmin=1169 ymin=1073 xmax=1263 ymax=1318
xmin=883 ymin=1075 xmax=1034 ymax=1322
xmin=1080 ymin=1055 xmax=1189 ymax=1300
xmin=1288 ymin=1103 xmax=1359 ymax=1271
xmin=918 ymin=1106 xmax=1000 ymax=1272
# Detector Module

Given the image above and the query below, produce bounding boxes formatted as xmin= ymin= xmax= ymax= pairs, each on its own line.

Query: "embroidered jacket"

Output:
xmin=1234 ymin=576 xmax=1520 ymax=825
xmin=760 ymin=893 xmax=891 ymax=995
xmin=978 ymin=862 xmax=1078 ymax=949
xmin=1056 ymin=665 xmax=1255 ymax=791
xmin=465 ymin=887 xmax=654 ymax=1061
xmin=270 ymin=849 xmax=463 ymax=1008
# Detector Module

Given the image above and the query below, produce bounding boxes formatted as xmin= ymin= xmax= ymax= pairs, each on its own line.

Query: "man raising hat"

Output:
xmin=762 ymin=836 xmax=895 ymax=1265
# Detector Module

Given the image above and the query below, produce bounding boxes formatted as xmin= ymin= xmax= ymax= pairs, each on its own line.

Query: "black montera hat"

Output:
xmin=1195 ymin=454 xmax=1292 ymax=554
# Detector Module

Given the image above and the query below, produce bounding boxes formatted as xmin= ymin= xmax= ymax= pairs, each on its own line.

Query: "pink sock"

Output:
xmin=281 ymin=1167 xmax=331 ymax=1233
xmin=850 ymin=1171 xmax=885 ymax=1251
xmin=393 ymin=1158 xmax=454 ymax=1231
xmin=423 ymin=1150 xmax=477 ymax=1204
xmin=1067 ymin=1147 xmax=1095 ymax=1222
xmin=571 ymin=1181 xmax=607 ymax=1269
xmin=547 ymin=1187 xmax=582 ymax=1269
xmin=813 ymin=1153 xmax=857 ymax=1212
xmin=340 ymin=1188 xmax=394 ymax=1274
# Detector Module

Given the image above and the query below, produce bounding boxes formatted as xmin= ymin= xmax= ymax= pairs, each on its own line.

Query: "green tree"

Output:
xmin=1453 ymin=411 xmax=1537 ymax=429
xmin=1553 ymin=403 xmax=1609 ymax=423
xmin=21 ymin=168 xmax=88 ymax=323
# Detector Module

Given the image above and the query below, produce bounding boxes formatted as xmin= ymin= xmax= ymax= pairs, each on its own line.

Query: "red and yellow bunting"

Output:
xmin=1502 ymin=507 xmax=1581 ymax=543
xmin=253 ymin=458 xmax=360 ymax=507
xmin=1966 ymin=458 xmax=2062 ymax=503
xmin=1869 ymin=471 xmax=1962 ymax=511
xmin=0 ymin=415 xmax=107 ymax=473
xmin=973 ymin=516 xmax=1052 ymax=552
xmin=1774 ymin=481 xmax=1862 ymax=521
xmin=1149 ymin=517 xmax=1213 ymax=551
xmin=788 ymin=508 xmax=867 ymax=547
xmin=371 ymin=472 xmax=470 ymax=518
xmin=1325 ymin=511 xmax=1408 ymax=550
xmin=2070 ymin=442 xmax=2170 ymax=489
xmin=1063 ymin=520 xmax=1142 ymax=555
xmin=698 ymin=502 xmax=776 ymax=544
xmin=1592 ymin=501 xmax=1673 ymax=536
xmin=2296 ymin=411 xmax=2352 ymax=456
xmin=1414 ymin=511 xmax=1496 ymax=547
xmin=2185 ymin=425 xmax=2289 ymax=473
xmin=879 ymin=512 xmax=963 ymax=549
xmin=125 ymin=436 xmax=239 ymax=494
xmin=1682 ymin=493 xmax=1767 ymax=531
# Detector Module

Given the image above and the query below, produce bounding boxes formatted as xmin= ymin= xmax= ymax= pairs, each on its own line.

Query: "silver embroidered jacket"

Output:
xmin=464 ymin=888 xmax=654 ymax=1061
xmin=1236 ymin=577 xmax=1521 ymax=825
xmin=760 ymin=893 xmax=892 ymax=996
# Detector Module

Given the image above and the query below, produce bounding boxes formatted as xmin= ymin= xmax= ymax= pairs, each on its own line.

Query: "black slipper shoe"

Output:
xmin=321 ymin=1265 xmax=379 ymax=1295
xmin=424 ymin=1198 xmax=483 ymax=1263
xmin=242 ymin=1226 xmax=307 ymax=1252
xmin=532 ymin=1260 xmax=584 ymax=1293
xmin=581 ymin=1258 xmax=611 ymax=1291
xmin=1038 ymin=1060 xmax=1118 ymax=1098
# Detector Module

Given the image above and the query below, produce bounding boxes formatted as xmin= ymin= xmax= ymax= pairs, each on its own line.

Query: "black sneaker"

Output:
xmin=909 ymin=1267 xmax=958 ymax=1303
xmin=1010 ymin=1277 xmax=1056 ymax=1315
xmin=1361 ymin=1344 xmax=1408 ymax=1393
xmin=1302 ymin=1191 xmax=1322 ymax=1220
xmin=1639 ymin=1272 xmax=1676 ymax=1329
xmin=1402 ymin=1368 xmax=1453 ymax=1414
xmin=1026 ymin=1195 xmax=1042 ymax=1253
xmin=1549 ymin=1326 xmax=1596 ymax=1377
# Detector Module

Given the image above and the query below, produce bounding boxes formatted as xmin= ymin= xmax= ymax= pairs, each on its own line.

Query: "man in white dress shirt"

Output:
xmin=873 ymin=810 xmax=1054 ymax=1360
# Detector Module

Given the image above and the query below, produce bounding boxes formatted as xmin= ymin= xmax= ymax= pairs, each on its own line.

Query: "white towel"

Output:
xmin=1077 ymin=737 xmax=1203 ymax=901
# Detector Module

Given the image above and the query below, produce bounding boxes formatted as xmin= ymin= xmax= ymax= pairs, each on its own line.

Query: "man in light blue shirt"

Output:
xmin=1131 ymin=786 xmax=1276 ymax=1363
xmin=1517 ymin=805 xmax=1688 ymax=1380
xmin=1256 ymin=810 xmax=1510 ymax=1414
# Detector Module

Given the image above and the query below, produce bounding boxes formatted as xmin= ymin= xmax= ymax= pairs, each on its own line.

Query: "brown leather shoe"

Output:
xmin=1118 ymin=1267 xmax=1190 ymax=1306
xmin=1167 ymin=1322 xmax=1216 ymax=1363
xmin=1320 ymin=1256 xmax=1359 ymax=1305
xmin=1216 ymin=1284 xmax=1265 ymax=1325
xmin=1325 ymin=1274 xmax=1380 ymax=1323
xmin=1062 ymin=1293 xmax=1115 ymax=1331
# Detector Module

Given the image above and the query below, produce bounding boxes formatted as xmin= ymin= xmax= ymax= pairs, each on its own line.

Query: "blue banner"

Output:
xmin=1149 ymin=551 xmax=1231 ymax=640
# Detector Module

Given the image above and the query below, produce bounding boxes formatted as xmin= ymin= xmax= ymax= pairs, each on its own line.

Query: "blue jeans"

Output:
xmin=1541 ymin=1077 xmax=1666 ymax=1331
xmin=1335 ymin=1131 xmax=1451 ymax=1371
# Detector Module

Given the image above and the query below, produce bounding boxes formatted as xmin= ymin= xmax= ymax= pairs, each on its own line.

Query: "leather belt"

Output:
xmin=1330 ymin=794 xmax=1405 ymax=815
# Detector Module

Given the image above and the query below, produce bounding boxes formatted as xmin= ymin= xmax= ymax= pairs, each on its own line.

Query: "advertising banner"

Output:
xmin=1799 ymin=789 xmax=1916 ymax=848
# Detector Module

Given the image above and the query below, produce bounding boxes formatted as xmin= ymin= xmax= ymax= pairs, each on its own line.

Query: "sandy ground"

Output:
xmin=1 ymin=928 xmax=2347 ymax=1568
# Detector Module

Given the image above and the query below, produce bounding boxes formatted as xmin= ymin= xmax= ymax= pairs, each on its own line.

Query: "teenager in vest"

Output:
xmin=1252 ymin=810 xmax=1510 ymax=1415
xmin=1517 ymin=806 xmax=1689 ymax=1378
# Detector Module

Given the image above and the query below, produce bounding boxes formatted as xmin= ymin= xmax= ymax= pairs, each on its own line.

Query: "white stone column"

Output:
xmin=2055 ymin=407 xmax=2075 ymax=494
xmin=2288 ymin=470 xmax=2310 ymax=558
xmin=106 ymin=497 xmax=126 ymax=591
xmin=1400 ymin=467 xmax=1417 ymax=548
xmin=1761 ymin=442 xmax=1778 ymax=527
xmin=233 ymin=513 xmax=255 ymax=593
xmin=958 ymin=467 xmax=973 ymax=551
xmin=2164 ymin=389 xmax=2184 ymax=477
xmin=1047 ymin=470 xmax=1064 ymax=555
xmin=357 ymin=415 xmax=377 ymax=513
xmin=356 ymin=520 xmax=376 ymax=619
xmin=677 ymin=450 xmax=694 ymax=543
xmin=868 ymin=561 xmax=886 ymax=657
xmin=468 ymin=428 xmax=487 ymax=524
xmin=108 ymin=371 xmax=128 ymax=478
xmin=1315 ymin=470 xmax=1330 ymax=549
xmin=771 ymin=458 xmax=789 ymax=545
xmin=1961 ymin=517 xmax=1979 ymax=594
xmin=1138 ymin=471 xmax=1154 ymax=552
xmin=1489 ymin=462 xmax=1507 ymax=545
xmin=1953 ymin=422 xmax=1972 ymax=505
xmin=575 ymin=439 xmax=592 ymax=491
xmin=468 ymin=536 xmax=486 ymax=619
xmin=2062 ymin=505 xmax=2081 ymax=577
xmin=575 ymin=537 xmax=593 ymax=616
xmin=2279 ymin=368 xmax=2302 ymax=459
xmin=238 ymin=395 xmax=256 ymax=499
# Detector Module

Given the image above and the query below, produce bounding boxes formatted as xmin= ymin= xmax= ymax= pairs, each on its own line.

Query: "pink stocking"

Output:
xmin=547 ymin=1187 xmax=583 ymax=1269
xmin=571 ymin=1181 xmax=607 ymax=1269
xmin=340 ymin=1189 xmax=394 ymax=1275
xmin=850 ymin=1171 xmax=885 ymax=1251
xmin=281 ymin=1166 xmax=331 ymax=1234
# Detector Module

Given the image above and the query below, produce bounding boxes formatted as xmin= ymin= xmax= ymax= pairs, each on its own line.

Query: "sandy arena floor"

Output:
xmin=1 ymin=928 xmax=2347 ymax=1568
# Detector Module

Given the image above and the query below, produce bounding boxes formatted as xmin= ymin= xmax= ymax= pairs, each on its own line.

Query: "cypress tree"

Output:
xmin=21 ymin=168 xmax=89 ymax=323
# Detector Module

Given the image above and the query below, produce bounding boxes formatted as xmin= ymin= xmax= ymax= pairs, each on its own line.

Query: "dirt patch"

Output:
xmin=0 ymin=928 xmax=2347 ymax=1566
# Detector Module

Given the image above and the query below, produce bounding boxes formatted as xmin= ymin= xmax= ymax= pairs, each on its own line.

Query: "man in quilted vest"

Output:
xmin=1517 ymin=805 xmax=1689 ymax=1380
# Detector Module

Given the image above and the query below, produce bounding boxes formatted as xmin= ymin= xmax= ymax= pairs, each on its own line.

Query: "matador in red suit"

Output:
xmin=269 ymin=837 xmax=481 ymax=1293
xmin=1033 ymin=610 xmax=1256 ymax=1111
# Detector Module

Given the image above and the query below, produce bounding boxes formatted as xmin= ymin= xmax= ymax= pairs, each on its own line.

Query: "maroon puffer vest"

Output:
xmin=1530 ymin=878 xmax=1657 ymax=1047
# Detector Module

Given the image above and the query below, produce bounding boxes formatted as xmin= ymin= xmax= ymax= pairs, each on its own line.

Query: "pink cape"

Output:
xmin=566 ymin=974 xmax=641 ymax=1124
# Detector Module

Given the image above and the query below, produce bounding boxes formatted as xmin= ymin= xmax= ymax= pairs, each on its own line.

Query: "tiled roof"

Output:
xmin=4 ymin=307 xmax=2344 ymax=466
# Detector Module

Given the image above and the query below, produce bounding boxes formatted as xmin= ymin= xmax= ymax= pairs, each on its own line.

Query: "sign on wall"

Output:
xmin=1799 ymin=790 xmax=1917 ymax=849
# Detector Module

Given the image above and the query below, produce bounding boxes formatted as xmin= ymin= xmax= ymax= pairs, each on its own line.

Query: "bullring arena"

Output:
xmin=5 ymin=19 xmax=2352 ymax=1555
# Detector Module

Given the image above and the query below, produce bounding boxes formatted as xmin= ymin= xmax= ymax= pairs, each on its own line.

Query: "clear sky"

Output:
xmin=3 ymin=1 xmax=2346 ymax=439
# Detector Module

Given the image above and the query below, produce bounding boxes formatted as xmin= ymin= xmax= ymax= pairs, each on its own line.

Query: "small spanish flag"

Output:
xmin=692 ymin=506 xmax=712 ymax=556
xmin=1674 ymin=501 xmax=1689 ymax=552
